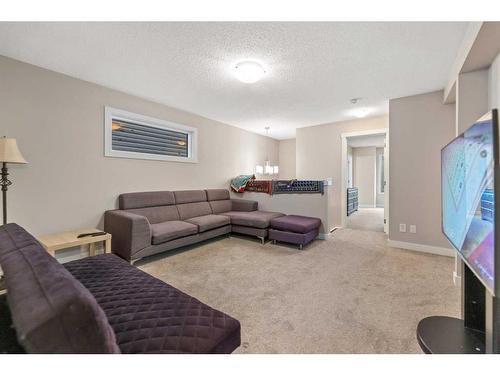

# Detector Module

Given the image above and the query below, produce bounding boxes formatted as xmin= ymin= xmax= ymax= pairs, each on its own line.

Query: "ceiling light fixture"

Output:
xmin=233 ymin=61 xmax=266 ymax=83
xmin=351 ymin=108 xmax=372 ymax=118
xmin=255 ymin=126 xmax=278 ymax=176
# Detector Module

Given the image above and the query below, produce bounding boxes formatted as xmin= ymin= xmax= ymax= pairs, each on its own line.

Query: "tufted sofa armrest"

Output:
xmin=231 ymin=199 xmax=258 ymax=212
xmin=104 ymin=210 xmax=151 ymax=262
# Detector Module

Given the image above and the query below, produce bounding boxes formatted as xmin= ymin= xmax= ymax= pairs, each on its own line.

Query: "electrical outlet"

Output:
xmin=409 ymin=225 xmax=417 ymax=234
xmin=399 ymin=223 xmax=407 ymax=233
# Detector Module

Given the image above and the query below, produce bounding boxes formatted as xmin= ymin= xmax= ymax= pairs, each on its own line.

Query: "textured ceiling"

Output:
xmin=0 ymin=22 xmax=468 ymax=139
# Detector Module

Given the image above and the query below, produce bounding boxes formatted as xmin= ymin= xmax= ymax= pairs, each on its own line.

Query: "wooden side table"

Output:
xmin=37 ymin=228 xmax=111 ymax=258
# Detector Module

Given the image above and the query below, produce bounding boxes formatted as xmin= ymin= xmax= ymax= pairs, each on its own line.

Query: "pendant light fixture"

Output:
xmin=255 ymin=127 xmax=279 ymax=176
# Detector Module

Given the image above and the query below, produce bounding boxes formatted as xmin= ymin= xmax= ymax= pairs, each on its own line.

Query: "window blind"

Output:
xmin=111 ymin=119 xmax=189 ymax=158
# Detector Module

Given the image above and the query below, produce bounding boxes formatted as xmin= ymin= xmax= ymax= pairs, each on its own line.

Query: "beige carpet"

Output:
xmin=347 ymin=207 xmax=385 ymax=232
xmin=137 ymin=229 xmax=460 ymax=353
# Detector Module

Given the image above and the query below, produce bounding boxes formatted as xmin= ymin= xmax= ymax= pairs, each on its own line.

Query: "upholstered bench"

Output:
xmin=0 ymin=223 xmax=241 ymax=354
xmin=269 ymin=215 xmax=322 ymax=249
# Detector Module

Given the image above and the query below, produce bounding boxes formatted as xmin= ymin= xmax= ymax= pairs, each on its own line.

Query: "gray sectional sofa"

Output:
xmin=104 ymin=189 xmax=284 ymax=262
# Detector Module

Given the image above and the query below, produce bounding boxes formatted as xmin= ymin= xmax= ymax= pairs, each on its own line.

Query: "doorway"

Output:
xmin=341 ymin=129 xmax=389 ymax=233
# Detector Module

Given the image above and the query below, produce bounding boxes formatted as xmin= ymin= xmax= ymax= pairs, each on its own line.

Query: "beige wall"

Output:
xmin=278 ymin=139 xmax=296 ymax=179
xmin=457 ymin=69 xmax=489 ymax=134
xmin=0 ymin=56 xmax=279 ymax=236
xmin=352 ymin=147 xmax=376 ymax=207
xmin=389 ymin=90 xmax=455 ymax=248
xmin=296 ymin=115 xmax=388 ymax=228
xmin=489 ymin=52 xmax=500 ymax=111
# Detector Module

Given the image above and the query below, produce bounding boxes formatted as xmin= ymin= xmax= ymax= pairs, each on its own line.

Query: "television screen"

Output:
xmin=442 ymin=111 xmax=496 ymax=294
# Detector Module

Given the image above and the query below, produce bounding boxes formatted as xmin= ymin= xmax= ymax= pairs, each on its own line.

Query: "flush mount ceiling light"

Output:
xmin=351 ymin=108 xmax=372 ymax=118
xmin=233 ymin=61 xmax=266 ymax=83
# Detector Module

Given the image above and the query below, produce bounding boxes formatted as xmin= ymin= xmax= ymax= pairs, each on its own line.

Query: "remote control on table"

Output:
xmin=77 ymin=232 xmax=107 ymax=238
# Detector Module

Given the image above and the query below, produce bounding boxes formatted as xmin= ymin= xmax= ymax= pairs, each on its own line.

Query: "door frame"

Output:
xmin=340 ymin=128 xmax=389 ymax=233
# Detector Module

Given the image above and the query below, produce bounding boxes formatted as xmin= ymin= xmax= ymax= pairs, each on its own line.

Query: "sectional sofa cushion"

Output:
xmin=209 ymin=200 xmax=232 ymax=214
xmin=120 ymin=191 xmax=176 ymax=210
xmin=186 ymin=214 xmax=230 ymax=233
xmin=150 ymin=221 xmax=198 ymax=245
xmin=204 ymin=189 xmax=232 ymax=214
xmin=177 ymin=202 xmax=213 ymax=220
xmin=63 ymin=254 xmax=241 ymax=353
xmin=222 ymin=211 xmax=285 ymax=229
xmin=206 ymin=189 xmax=230 ymax=201
xmin=231 ymin=199 xmax=258 ymax=212
xmin=0 ymin=224 xmax=120 ymax=354
xmin=174 ymin=190 xmax=207 ymax=204
xmin=126 ymin=205 xmax=180 ymax=224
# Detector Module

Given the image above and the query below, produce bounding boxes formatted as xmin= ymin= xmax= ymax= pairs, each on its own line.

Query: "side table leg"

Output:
xmin=105 ymin=239 xmax=111 ymax=254
xmin=89 ymin=243 xmax=96 ymax=257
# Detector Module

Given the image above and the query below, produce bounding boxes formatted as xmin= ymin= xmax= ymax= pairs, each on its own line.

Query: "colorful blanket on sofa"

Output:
xmin=230 ymin=175 xmax=255 ymax=193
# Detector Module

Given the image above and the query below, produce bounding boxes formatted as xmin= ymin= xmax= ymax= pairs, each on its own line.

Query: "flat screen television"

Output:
xmin=442 ymin=109 xmax=499 ymax=295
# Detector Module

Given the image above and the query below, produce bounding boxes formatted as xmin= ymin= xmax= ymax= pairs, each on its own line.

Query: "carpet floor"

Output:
xmin=347 ymin=207 xmax=385 ymax=232
xmin=137 ymin=228 xmax=460 ymax=354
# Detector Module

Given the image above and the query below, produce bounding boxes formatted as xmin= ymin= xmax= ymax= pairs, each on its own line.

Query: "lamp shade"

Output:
xmin=0 ymin=137 xmax=27 ymax=164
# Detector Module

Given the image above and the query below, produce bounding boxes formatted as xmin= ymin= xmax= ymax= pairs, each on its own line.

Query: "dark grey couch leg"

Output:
xmin=299 ymin=244 xmax=303 ymax=250
xmin=258 ymin=236 xmax=265 ymax=245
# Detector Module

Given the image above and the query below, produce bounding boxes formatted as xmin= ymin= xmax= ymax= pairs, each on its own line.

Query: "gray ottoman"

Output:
xmin=269 ymin=215 xmax=321 ymax=249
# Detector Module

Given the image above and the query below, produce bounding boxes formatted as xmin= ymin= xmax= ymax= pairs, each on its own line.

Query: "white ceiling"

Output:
xmin=347 ymin=134 xmax=386 ymax=148
xmin=0 ymin=22 xmax=468 ymax=139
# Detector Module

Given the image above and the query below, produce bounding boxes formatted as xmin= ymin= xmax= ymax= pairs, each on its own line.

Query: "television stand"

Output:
xmin=416 ymin=316 xmax=485 ymax=354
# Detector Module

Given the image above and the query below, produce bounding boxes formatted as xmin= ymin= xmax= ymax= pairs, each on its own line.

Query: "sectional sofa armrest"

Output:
xmin=104 ymin=210 xmax=152 ymax=261
xmin=231 ymin=199 xmax=258 ymax=212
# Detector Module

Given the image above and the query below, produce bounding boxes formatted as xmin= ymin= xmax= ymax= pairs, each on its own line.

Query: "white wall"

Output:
xmin=0 ymin=56 xmax=279 ymax=236
xmin=278 ymin=139 xmax=296 ymax=179
xmin=296 ymin=115 xmax=388 ymax=228
xmin=376 ymin=147 xmax=385 ymax=208
xmin=352 ymin=147 xmax=376 ymax=207
xmin=389 ymin=90 xmax=455 ymax=248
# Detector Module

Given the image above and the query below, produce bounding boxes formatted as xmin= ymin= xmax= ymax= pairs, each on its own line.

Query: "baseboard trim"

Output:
xmin=387 ymin=239 xmax=454 ymax=257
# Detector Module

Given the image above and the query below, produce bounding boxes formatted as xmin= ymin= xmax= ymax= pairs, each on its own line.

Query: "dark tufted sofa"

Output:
xmin=105 ymin=189 xmax=285 ymax=262
xmin=0 ymin=223 xmax=241 ymax=354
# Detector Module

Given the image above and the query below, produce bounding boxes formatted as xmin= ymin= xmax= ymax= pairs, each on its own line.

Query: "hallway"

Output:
xmin=346 ymin=207 xmax=385 ymax=232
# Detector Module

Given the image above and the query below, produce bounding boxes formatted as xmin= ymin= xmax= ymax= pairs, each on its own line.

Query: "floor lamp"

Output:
xmin=0 ymin=137 xmax=27 ymax=225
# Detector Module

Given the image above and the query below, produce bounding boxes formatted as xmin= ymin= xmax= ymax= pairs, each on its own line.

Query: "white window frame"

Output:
xmin=104 ymin=106 xmax=198 ymax=163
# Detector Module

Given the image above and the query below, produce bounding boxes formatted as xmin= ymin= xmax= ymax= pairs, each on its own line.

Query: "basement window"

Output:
xmin=104 ymin=107 xmax=198 ymax=163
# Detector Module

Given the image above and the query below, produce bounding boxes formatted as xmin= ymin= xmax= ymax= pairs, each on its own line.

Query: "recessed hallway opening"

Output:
xmin=344 ymin=131 xmax=388 ymax=233
xmin=346 ymin=207 xmax=385 ymax=232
